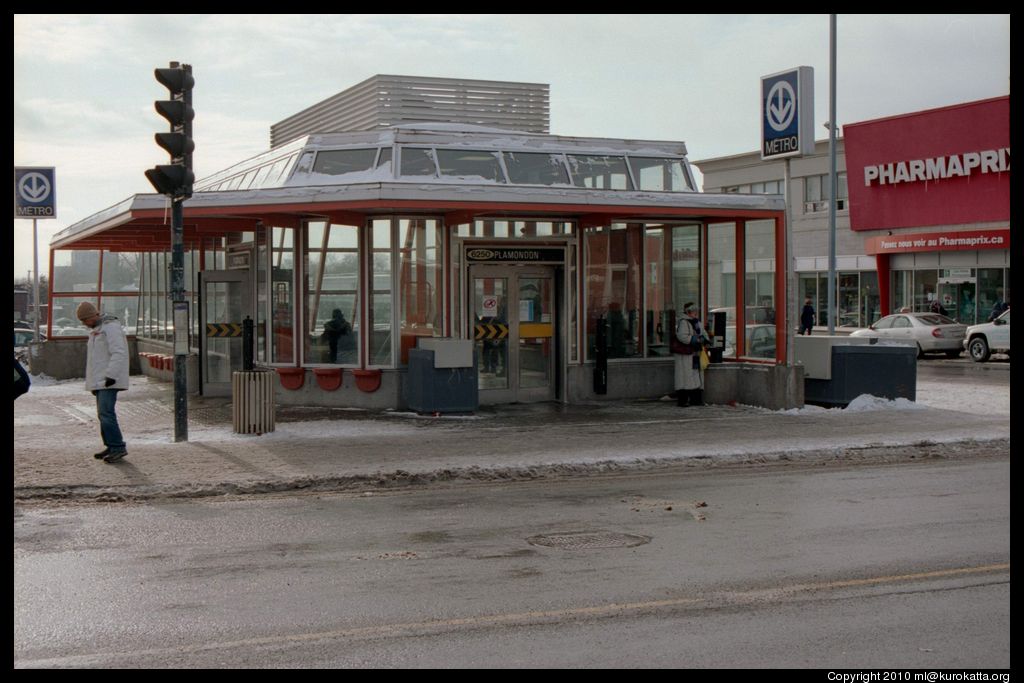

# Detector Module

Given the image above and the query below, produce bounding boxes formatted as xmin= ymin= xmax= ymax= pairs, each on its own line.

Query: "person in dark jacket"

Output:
xmin=800 ymin=297 xmax=815 ymax=335
xmin=322 ymin=308 xmax=353 ymax=363
xmin=988 ymin=289 xmax=1009 ymax=321
xmin=14 ymin=357 xmax=31 ymax=400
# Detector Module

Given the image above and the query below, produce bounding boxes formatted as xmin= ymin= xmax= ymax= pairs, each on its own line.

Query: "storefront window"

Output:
xmin=369 ymin=219 xmax=393 ymax=366
xmin=861 ymin=271 xmax=880 ymax=326
xmin=837 ymin=272 xmax=860 ymax=328
xmin=585 ymin=224 xmax=642 ymax=359
xmin=891 ymin=270 xmax=911 ymax=315
xmin=398 ymin=218 xmax=443 ymax=363
xmin=798 ymin=274 xmax=818 ymax=326
xmin=644 ymin=224 xmax=700 ymax=357
xmin=744 ymin=220 xmax=776 ymax=331
xmin=914 ymin=270 xmax=938 ymax=313
xmin=977 ymin=268 xmax=1007 ymax=322
xmin=734 ymin=221 xmax=775 ymax=357
xmin=304 ymin=221 xmax=359 ymax=365
xmin=270 ymin=226 xmax=296 ymax=364
xmin=706 ymin=223 xmax=734 ymax=315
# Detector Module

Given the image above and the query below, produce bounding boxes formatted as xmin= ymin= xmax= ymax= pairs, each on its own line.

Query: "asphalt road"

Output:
xmin=14 ymin=452 xmax=1010 ymax=669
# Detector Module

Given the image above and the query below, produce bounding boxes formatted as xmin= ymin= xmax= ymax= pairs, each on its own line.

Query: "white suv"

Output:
xmin=964 ymin=310 xmax=1010 ymax=362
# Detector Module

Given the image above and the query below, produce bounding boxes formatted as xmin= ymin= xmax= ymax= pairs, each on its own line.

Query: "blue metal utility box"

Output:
xmin=406 ymin=345 xmax=478 ymax=414
xmin=803 ymin=343 xmax=917 ymax=407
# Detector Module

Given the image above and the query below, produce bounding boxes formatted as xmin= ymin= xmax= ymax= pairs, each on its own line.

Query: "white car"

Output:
xmin=849 ymin=312 xmax=967 ymax=359
xmin=963 ymin=309 xmax=1010 ymax=362
xmin=721 ymin=324 xmax=776 ymax=359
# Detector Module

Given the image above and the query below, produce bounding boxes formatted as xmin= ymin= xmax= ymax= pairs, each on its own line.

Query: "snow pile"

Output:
xmin=844 ymin=394 xmax=927 ymax=412
xmin=779 ymin=393 xmax=927 ymax=415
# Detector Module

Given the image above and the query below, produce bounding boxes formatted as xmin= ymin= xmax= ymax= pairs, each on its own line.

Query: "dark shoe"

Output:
xmin=94 ymin=448 xmax=111 ymax=460
xmin=103 ymin=449 xmax=128 ymax=464
xmin=676 ymin=394 xmax=689 ymax=407
xmin=690 ymin=390 xmax=705 ymax=406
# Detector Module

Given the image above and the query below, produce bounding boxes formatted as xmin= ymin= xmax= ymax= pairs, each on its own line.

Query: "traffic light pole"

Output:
xmin=146 ymin=60 xmax=194 ymax=443
xmin=171 ymin=197 xmax=188 ymax=442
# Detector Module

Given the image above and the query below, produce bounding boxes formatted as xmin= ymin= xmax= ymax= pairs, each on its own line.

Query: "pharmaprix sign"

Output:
xmin=844 ymin=96 xmax=1009 ymax=232
xmin=863 ymin=147 xmax=1010 ymax=186
xmin=864 ymin=229 xmax=1009 ymax=256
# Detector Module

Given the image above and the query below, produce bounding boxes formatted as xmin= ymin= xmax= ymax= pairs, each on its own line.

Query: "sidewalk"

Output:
xmin=14 ymin=375 xmax=1010 ymax=504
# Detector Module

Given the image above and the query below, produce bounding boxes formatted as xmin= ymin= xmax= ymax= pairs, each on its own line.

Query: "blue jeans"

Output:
xmin=94 ymin=389 xmax=126 ymax=451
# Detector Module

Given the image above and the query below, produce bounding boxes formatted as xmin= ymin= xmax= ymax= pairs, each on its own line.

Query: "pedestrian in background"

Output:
xmin=77 ymin=301 xmax=130 ymax=463
xmin=989 ymin=288 xmax=1009 ymax=321
xmin=673 ymin=302 xmax=708 ymax=407
xmin=800 ymin=297 xmax=816 ymax=335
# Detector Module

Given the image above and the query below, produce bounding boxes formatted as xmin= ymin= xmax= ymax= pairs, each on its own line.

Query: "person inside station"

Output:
xmin=321 ymin=308 xmax=354 ymax=363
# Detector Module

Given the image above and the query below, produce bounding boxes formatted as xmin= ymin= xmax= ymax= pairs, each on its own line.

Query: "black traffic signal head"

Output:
xmin=146 ymin=62 xmax=194 ymax=199
xmin=155 ymin=132 xmax=195 ymax=158
xmin=145 ymin=166 xmax=196 ymax=197
xmin=154 ymin=100 xmax=195 ymax=129
xmin=154 ymin=66 xmax=194 ymax=95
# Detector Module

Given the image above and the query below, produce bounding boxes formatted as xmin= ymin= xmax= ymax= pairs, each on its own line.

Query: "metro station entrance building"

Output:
xmin=47 ymin=79 xmax=791 ymax=409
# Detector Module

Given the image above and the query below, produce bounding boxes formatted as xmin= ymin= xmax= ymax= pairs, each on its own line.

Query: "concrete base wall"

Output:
xmin=273 ymin=368 xmax=404 ymax=410
xmin=136 ymin=340 xmax=201 ymax=394
xmin=703 ymin=363 xmax=804 ymax=411
xmin=25 ymin=339 xmax=142 ymax=380
xmin=568 ymin=360 xmax=675 ymax=403
xmin=568 ymin=360 xmax=804 ymax=410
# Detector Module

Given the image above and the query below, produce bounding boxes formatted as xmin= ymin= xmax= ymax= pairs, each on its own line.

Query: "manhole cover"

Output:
xmin=526 ymin=531 xmax=651 ymax=550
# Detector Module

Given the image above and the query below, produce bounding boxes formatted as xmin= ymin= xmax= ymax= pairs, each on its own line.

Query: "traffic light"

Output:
xmin=145 ymin=62 xmax=194 ymax=199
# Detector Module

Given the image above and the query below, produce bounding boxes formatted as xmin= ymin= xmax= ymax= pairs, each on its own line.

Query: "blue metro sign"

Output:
xmin=15 ymin=167 xmax=57 ymax=219
xmin=761 ymin=67 xmax=814 ymax=160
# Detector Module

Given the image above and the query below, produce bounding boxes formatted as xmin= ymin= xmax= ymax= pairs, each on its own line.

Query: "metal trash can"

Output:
xmin=232 ymin=370 xmax=276 ymax=434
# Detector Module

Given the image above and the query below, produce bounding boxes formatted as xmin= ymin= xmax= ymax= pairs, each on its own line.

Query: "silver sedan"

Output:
xmin=849 ymin=312 xmax=967 ymax=358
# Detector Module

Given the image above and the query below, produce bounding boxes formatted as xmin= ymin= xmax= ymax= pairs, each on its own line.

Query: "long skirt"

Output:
xmin=674 ymin=352 xmax=703 ymax=391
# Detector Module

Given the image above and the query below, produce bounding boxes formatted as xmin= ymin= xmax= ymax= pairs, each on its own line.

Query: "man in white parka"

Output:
xmin=77 ymin=301 xmax=130 ymax=463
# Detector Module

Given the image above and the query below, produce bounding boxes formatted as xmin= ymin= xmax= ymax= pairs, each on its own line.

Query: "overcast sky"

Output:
xmin=13 ymin=14 xmax=1010 ymax=280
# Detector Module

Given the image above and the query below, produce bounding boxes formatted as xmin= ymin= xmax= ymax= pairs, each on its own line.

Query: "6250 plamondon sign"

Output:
xmin=845 ymin=97 xmax=1009 ymax=231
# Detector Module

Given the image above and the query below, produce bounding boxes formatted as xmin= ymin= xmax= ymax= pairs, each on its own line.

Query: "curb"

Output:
xmin=13 ymin=438 xmax=1010 ymax=505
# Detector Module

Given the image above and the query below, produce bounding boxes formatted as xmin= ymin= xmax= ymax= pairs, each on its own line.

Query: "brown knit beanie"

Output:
xmin=76 ymin=301 xmax=99 ymax=321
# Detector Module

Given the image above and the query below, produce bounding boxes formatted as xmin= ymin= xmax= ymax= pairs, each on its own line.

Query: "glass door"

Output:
xmin=200 ymin=270 xmax=250 ymax=396
xmin=470 ymin=266 xmax=556 ymax=404
xmin=938 ymin=276 xmax=977 ymax=324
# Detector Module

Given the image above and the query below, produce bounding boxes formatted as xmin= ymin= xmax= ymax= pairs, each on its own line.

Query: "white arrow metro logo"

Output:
xmin=18 ymin=172 xmax=53 ymax=202
xmin=766 ymin=81 xmax=796 ymax=133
